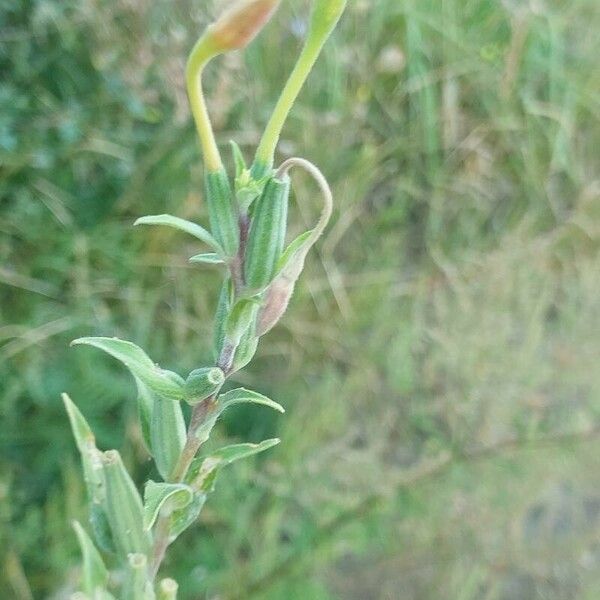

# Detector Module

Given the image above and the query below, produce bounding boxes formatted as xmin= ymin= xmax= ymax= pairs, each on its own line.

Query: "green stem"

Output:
xmin=186 ymin=35 xmax=223 ymax=173
xmin=252 ymin=0 xmax=347 ymax=175
xmin=252 ymin=39 xmax=323 ymax=176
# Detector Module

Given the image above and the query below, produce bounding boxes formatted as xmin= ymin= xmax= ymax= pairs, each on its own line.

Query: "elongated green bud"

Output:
xmin=205 ymin=169 xmax=239 ymax=257
xmin=244 ymin=175 xmax=290 ymax=290
xmin=151 ymin=394 xmax=186 ymax=481
xmin=102 ymin=450 xmax=151 ymax=557
xmin=184 ymin=367 xmax=225 ymax=405
xmin=213 ymin=277 xmax=232 ymax=359
xmin=158 ymin=578 xmax=178 ymax=600
xmin=124 ymin=553 xmax=154 ymax=600
xmin=257 ymin=158 xmax=333 ymax=335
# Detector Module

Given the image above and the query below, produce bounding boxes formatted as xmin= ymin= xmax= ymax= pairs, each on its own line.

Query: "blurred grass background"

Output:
xmin=1 ymin=0 xmax=600 ymax=598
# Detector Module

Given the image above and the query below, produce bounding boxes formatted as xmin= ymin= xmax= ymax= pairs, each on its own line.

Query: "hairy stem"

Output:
xmin=150 ymin=278 xmax=240 ymax=577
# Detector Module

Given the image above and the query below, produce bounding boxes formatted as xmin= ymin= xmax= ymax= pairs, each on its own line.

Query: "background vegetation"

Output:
xmin=1 ymin=0 xmax=600 ymax=598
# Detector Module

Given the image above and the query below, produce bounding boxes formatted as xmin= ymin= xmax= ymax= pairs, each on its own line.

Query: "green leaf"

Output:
xmin=102 ymin=450 xmax=151 ymax=558
xmin=134 ymin=214 xmax=224 ymax=256
xmin=72 ymin=521 xmax=108 ymax=596
xmin=225 ymin=299 xmax=259 ymax=345
xmin=143 ymin=481 xmax=194 ymax=530
xmin=169 ymin=493 xmax=206 ymax=541
xmin=230 ymin=140 xmax=247 ymax=179
xmin=187 ymin=439 xmax=280 ymax=490
xmin=62 ymin=394 xmax=105 ymax=505
xmin=89 ymin=503 xmax=115 ymax=555
xmin=189 ymin=252 xmax=225 ymax=265
xmin=276 ymin=230 xmax=313 ymax=273
xmin=231 ymin=322 xmax=259 ymax=373
xmin=219 ymin=388 xmax=285 ymax=413
xmin=71 ymin=337 xmax=185 ymax=401
xmin=209 ymin=439 xmax=281 ymax=465
xmin=193 ymin=388 xmax=284 ymax=445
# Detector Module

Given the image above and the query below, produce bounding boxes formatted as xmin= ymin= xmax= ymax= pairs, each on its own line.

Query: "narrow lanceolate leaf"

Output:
xmin=218 ymin=388 xmax=285 ymax=413
xmin=63 ymin=394 xmax=114 ymax=552
xmin=244 ymin=175 xmax=290 ymax=290
xmin=134 ymin=214 xmax=224 ymax=256
xmin=231 ymin=318 xmax=259 ymax=373
xmin=158 ymin=578 xmax=179 ymax=600
xmin=102 ymin=450 xmax=151 ymax=557
xmin=230 ymin=140 xmax=247 ymax=179
xmin=225 ymin=299 xmax=259 ymax=346
xmin=184 ymin=367 xmax=225 ymax=405
xmin=194 ymin=388 xmax=284 ymax=444
xmin=276 ymin=230 xmax=313 ymax=274
xmin=72 ymin=521 xmax=109 ymax=596
xmin=204 ymin=169 xmax=240 ymax=257
xmin=187 ymin=439 xmax=281 ymax=491
xmin=71 ymin=338 xmax=185 ymax=401
xmin=150 ymin=392 xmax=186 ymax=481
xmin=169 ymin=493 xmax=207 ymax=541
xmin=124 ymin=554 xmax=154 ymax=600
xmin=189 ymin=253 xmax=225 ymax=265
xmin=62 ymin=394 xmax=105 ymax=505
xmin=143 ymin=481 xmax=194 ymax=530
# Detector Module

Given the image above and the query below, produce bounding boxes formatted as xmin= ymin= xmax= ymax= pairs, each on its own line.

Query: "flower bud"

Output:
xmin=204 ymin=169 xmax=240 ymax=258
xmin=184 ymin=367 xmax=225 ymax=405
xmin=244 ymin=175 xmax=290 ymax=290
xmin=210 ymin=0 xmax=280 ymax=53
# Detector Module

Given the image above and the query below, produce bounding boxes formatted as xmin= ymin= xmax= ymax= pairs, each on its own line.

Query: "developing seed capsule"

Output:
xmin=124 ymin=553 xmax=153 ymax=600
xmin=185 ymin=367 xmax=225 ymax=405
xmin=205 ymin=169 xmax=240 ymax=257
xmin=150 ymin=391 xmax=186 ymax=480
xmin=244 ymin=175 xmax=290 ymax=290
xmin=102 ymin=450 xmax=151 ymax=558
